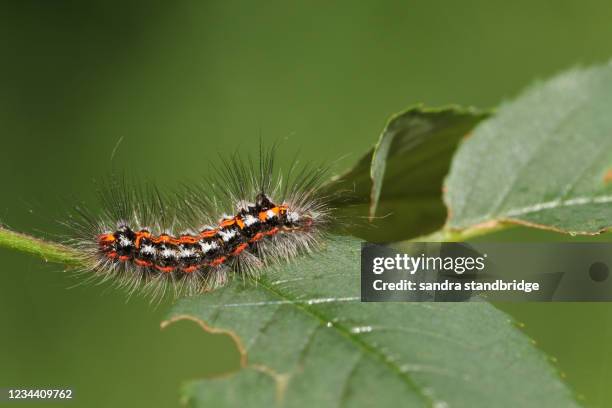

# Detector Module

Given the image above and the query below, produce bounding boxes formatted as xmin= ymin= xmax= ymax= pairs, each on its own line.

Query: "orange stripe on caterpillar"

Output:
xmin=264 ymin=227 xmax=280 ymax=236
xmin=178 ymin=235 xmax=199 ymax=244
xmin=134 ymin=259 xmax=153 ymax=267
xmin=134 ymin=231 xmax=151 ymax=248
xmin=249 ymin=232 xmax=264 ymax=243
xmin=155 ymin=265 xmax=175 ymax=273
xmin=210 ymin=256 xmax=227 ymax=266
xmin=151 ymin=234 xmax=172 ymax=244
xmin=220 ymin=219 xmax=235 ymax=228
xmin=98 ymin=233 xmax=116 ymax=244
xmin=231 ymin=243 xmax=249 ymax=256
xmin=199 ymin=230 xmax=218 ymax=238
xmin=236 ymin=217 xmax=245 ymax=229
xmin=146 ymin=234 xmax=202 ymax=246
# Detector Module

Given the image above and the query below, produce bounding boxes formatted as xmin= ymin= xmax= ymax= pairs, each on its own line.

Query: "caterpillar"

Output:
xmin=65 ymin=146 xmax=333 ymax=299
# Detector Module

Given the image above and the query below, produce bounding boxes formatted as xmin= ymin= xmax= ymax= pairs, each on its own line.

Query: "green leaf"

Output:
xmin=445 ymin=63 xmax=612 ymax=235
xmin=330 ymin=105 xmax=489 ymax=242
xmin=167 ymin=236 xmax=577 ymax=407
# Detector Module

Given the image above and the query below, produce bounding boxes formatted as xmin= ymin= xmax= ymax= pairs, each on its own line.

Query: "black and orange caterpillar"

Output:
xmin=97 ymin=194 xmax=312 ymax=273
xmin=66 ymin=147 xmax=331 ymax=299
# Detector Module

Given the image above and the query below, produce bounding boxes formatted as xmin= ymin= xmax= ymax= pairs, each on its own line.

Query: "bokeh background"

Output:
xmin=2 ymin=1 xmax=612 ymax=407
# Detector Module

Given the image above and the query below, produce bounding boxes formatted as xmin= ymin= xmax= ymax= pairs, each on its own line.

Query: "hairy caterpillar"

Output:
xmin=65 ymin=147 xmax=333 ymax=299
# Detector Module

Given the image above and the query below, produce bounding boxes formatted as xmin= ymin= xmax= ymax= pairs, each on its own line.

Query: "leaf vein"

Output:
xmin=256 ymin=277 xmax=435 ymax=407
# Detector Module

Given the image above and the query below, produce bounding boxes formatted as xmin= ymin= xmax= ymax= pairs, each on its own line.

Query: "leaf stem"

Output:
xmin=0 ymin=226 xmax=82 ymax=266
xmin=410 ymin=222 xmax=510 ymax=242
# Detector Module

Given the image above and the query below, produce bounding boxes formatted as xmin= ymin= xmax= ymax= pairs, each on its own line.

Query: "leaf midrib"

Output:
xmin=255 ymin=276 xmax=434 ymax=407
xmin=457 ymin=193 xmax=612 ymax=228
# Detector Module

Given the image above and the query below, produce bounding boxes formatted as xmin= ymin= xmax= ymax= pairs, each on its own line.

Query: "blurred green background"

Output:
xmin=2 ymin=1 xmax=612 ymax=407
